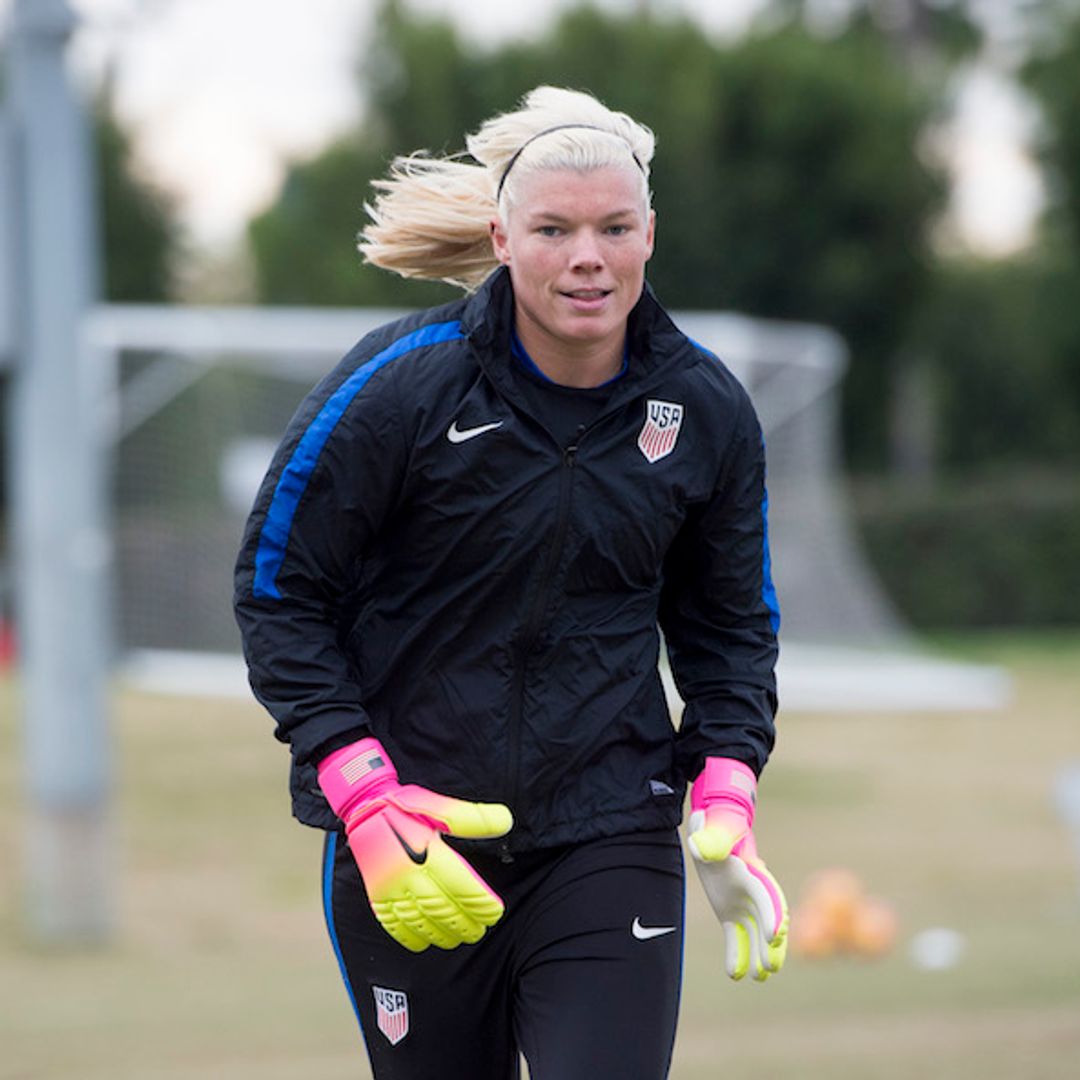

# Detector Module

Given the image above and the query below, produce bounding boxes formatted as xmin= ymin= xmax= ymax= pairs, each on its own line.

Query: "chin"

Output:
xmin=559 ymin=321 xmax=617 ymax=344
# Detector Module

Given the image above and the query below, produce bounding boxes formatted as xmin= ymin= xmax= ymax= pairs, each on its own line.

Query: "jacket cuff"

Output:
xmin=306 ymin=727 xmax=372 ymax=769
xmin=285 ymin=709 xmax=373 ymax=767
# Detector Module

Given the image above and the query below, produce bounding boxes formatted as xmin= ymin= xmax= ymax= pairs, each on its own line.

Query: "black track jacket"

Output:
xmin=234 ymin=268 xmax=779 ymax=853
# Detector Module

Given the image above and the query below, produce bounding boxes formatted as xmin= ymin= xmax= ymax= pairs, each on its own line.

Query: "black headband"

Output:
xmin=495 ymin=123 xmax=646 ymax=201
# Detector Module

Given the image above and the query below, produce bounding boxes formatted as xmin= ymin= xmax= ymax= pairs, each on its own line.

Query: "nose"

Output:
xmin=568 ymin=229 xmax=604 ymax=272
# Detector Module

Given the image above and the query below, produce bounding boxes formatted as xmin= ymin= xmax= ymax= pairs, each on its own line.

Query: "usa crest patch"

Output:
xmin=638 ymin=400 xmax=684 ymax=463
xmin=373 ymin=985 xmax=410 ymax=1045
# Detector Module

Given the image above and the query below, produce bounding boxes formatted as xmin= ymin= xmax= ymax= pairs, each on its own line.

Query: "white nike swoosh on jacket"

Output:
xmin=447 ymin=419 xmax=504 ymax=444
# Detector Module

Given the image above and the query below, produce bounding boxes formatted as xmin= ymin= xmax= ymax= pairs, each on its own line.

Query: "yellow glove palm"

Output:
xmin=345 ymin=785 xmax=512 ymax=952
xmin=319 ymin=739 xmax=512 ymax=952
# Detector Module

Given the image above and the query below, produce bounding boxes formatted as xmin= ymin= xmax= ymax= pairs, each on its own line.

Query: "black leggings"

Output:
xmin=322 ymin=828 xmax=686 ymax=1080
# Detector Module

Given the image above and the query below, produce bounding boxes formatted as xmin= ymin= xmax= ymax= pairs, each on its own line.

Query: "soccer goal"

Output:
xmin=85 ymin=302 xmax=1007 ymax=711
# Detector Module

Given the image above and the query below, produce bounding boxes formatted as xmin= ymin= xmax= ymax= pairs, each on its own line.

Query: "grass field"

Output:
xmin=2 ymin=632 xmax=1080 ymax=1078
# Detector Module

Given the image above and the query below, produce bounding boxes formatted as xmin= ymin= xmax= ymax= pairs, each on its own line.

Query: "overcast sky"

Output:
xmin=1 ymin=0 xmax=1046 ymax=255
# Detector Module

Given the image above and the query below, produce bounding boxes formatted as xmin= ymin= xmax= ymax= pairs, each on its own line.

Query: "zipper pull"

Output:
xmin=563 ymin=424 xmax=585 ymax=466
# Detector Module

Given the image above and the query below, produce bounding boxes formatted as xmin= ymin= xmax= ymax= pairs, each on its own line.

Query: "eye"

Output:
xmin=537 ymin=225 xmax=562 ymax=237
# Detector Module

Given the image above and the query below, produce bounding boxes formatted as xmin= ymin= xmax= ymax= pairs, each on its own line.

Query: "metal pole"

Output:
xmin=8 ymin=0 xmax=113 ymax=942
xmin=0 ymin=108 xmax=15 ymax=364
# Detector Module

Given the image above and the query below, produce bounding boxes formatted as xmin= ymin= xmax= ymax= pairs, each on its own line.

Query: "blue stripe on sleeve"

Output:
xmin=253 ymin=319 xmax=464 ymax=599
xmin=690 ymin=337 xmax=781 ymax=635
xmin=761 ymin=485 xmax=781 ymax=634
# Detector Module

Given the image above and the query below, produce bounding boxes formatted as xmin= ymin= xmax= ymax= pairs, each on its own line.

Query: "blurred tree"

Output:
xmin=362 ymin=0 xmax=489 ymax=155
xmin=249 ymin=137 xmax=456 ymax=308
xmin=95 ymin=96 xmax=178 ymax=302
xmin=242 ymin=0 xmax=1080 ymax=626
xmin=249 ymin=0 xmax=951 ymax=467
xmin=871 ymin=0 xmax=1080 ymax=475
xmin=1010 ymin=7 xmax=1080 ymax=446
xmin=759 ymin=0 xmax=983 ymax=472
xmin=1025 ymin=6 xmax=1080 ymax=256
xmin=905 ymin=254 xmax=1080 ymax=468
xmin=249 ymin=1 xmax=463 ymax=308
xmin=694 ymin=25 xmax=945 ymax=469
xmin=837 ymin=0 xmax=983 ymax=62
xmin=846 ymin=1 xmax=1080 ymax=628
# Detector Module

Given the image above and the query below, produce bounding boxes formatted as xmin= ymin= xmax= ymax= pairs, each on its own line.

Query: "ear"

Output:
xmin=490 ymin=217 xmax=511 ymax=266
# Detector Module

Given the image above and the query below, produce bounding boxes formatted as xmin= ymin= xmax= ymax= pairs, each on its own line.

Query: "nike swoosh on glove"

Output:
xmin=318 ymin=738 xmax=513 ymax=952
xmin=687 ymin=757 xmax=789 ymax=981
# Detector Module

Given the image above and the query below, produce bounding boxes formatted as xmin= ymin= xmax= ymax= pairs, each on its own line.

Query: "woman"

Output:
xmin=235 ymin=85 xmax=787 ymax=1080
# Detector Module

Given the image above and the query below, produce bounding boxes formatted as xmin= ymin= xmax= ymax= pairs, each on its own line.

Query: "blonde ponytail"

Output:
xmin=358 ymin=156 xmax=497 ymax=291
xmin=358 ymin=86 xmax=656 ymax=292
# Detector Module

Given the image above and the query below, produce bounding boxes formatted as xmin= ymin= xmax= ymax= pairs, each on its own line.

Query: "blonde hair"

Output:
xmin=358 ymin=86 xmax=656 ymax=291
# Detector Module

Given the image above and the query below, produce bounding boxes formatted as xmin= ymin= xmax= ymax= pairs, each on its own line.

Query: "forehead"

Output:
xmin=508 ymin=165 xmax=648 ymax=221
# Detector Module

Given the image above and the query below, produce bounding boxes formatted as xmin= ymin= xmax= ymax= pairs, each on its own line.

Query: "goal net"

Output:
xmin=87 ymin=303 xmax=1006 ymax=709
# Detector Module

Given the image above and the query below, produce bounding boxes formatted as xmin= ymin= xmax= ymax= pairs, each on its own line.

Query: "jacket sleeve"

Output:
xmin=659 ymin=387 xmax=779 ymax=782
xmin=233 ymin=347 xmax=408 ymax=767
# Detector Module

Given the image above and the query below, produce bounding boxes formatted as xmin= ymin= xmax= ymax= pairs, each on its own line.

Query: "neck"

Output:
xmin=514 ymin=311 xmax=625 ymax=389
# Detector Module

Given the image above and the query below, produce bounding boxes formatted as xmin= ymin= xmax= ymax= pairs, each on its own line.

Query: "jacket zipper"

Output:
xmin=499 ymin=433 xmax=582 ymax=862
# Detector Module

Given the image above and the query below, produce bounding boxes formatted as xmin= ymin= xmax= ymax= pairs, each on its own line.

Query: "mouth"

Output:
xmin=559 ymin=287 xmax=613 ymax=309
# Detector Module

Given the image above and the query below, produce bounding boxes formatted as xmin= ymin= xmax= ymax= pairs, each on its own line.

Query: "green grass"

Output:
xmin=3 ymin=632 xmax=1080 ymax=1078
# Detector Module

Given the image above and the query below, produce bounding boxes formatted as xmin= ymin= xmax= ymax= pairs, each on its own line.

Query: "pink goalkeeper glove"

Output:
xmin=687 ymin=757 xmax=789 ymax=981
xmin=318 ymin=738 xmax=513 ymax=953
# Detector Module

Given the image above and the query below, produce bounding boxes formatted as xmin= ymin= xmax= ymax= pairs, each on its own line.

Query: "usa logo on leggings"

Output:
xmin=373 ymin=985 xmax=410 ymax=1045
